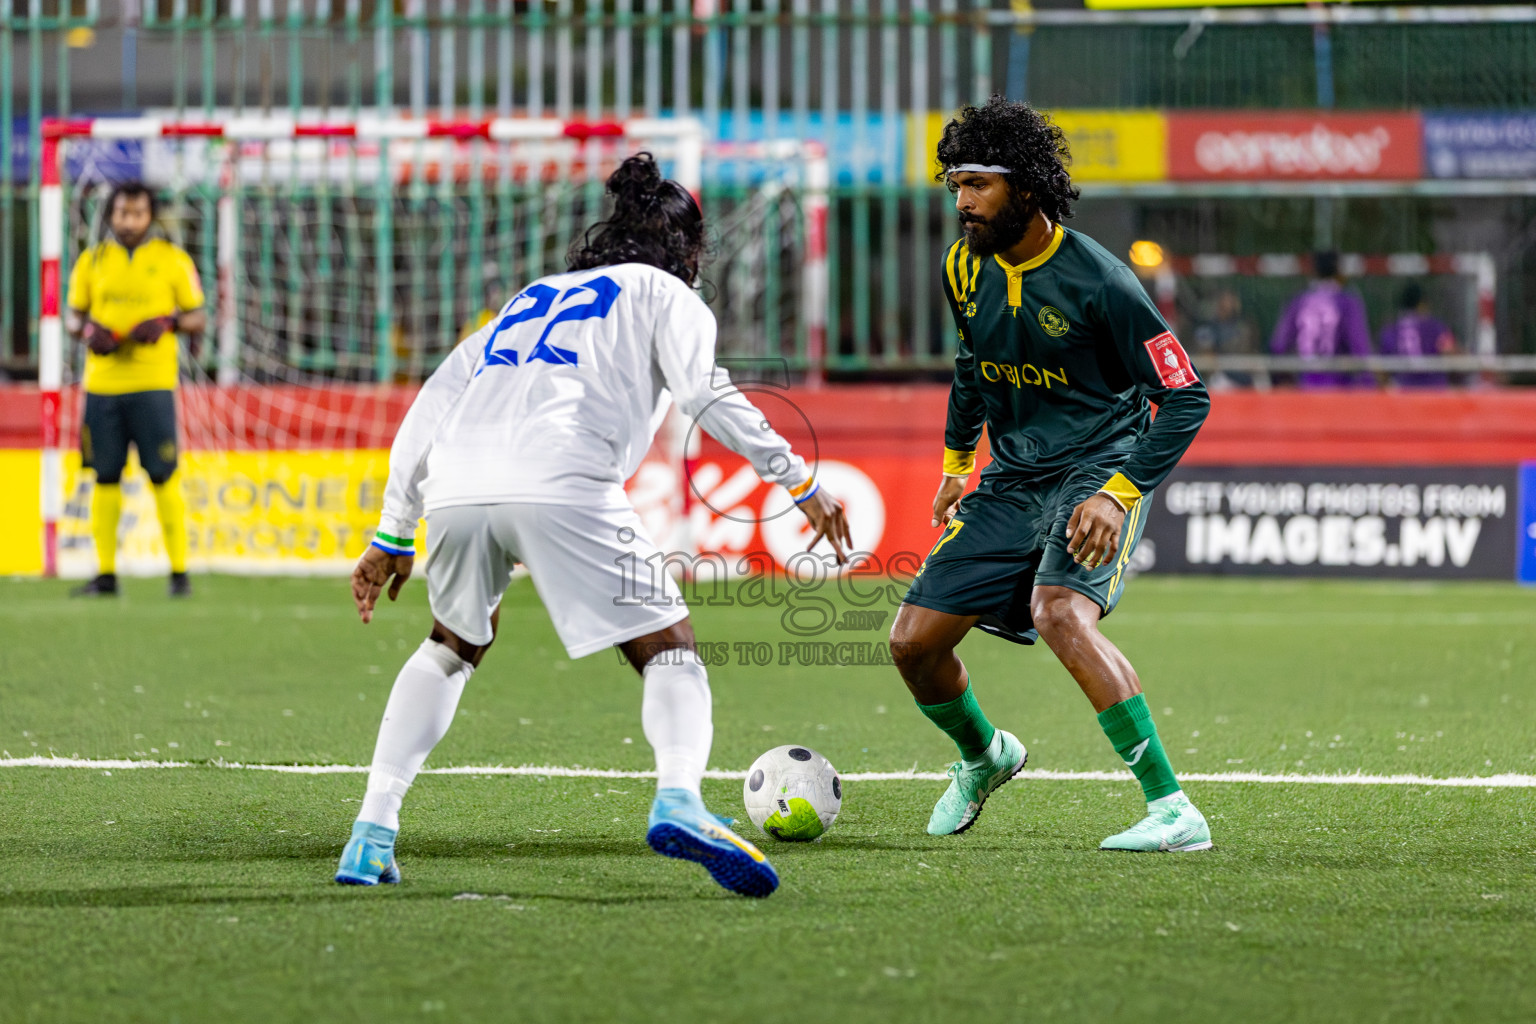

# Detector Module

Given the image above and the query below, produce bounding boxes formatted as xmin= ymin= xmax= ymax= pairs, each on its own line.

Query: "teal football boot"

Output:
xmin=1100 ymin=792 xmax=1213 ymax=853
xmin=646 ymin=788 xmax=779 ymax=898
xmin=927 ymin=729 xmax=1028 ymax=836
xmin=335 ymin=821 xmax=402 ymax=885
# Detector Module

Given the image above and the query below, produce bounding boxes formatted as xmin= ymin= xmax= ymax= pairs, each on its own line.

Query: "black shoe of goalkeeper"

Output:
xmin=169 ymin=572 xmax=192 ymax=598
xmin=71 ymin=573 xmax=118 ymax=597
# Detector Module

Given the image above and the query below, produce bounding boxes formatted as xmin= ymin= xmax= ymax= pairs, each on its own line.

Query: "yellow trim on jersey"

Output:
xmin=999 ymin=222 xmax=1065 ymax=274
xmin=993 ymin=223 xmax=1066 ymax=308
xmin=787 ymin=476 xmax=817 ymax=499
xmin=945 ymin=240 xmax=964 ymax=305
xmin=1097 ymin=471 xmax=1143 ymax=512
xmin=944 ymin=239 xmax=984 ymax=307
xmin=68 ymin=237 xmax=204 ymax=394
xmin=1104 ymin=496 xmax=1143 ymax=603
xmin=943 ymin=448 xmax=976 ymax=476
xmin=1002 ymin=264 xmax=1023 ymax=308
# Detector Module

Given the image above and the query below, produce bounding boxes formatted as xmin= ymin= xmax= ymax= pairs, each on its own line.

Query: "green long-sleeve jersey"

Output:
xmin=940 ymin=224 xmax=1210 ymax=507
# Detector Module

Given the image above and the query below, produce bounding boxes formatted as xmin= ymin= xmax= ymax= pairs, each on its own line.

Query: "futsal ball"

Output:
xmin=743 ymin=745 xmax=841 ymax=841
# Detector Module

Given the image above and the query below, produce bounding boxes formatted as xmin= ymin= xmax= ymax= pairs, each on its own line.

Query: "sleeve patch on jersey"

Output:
xmin=1143 ymin=332 xmax=1198 ymax=389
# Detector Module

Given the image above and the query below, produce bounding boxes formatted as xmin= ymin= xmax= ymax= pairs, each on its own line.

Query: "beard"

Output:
xmin=958 ymin=192 xmax=1032 ymax=260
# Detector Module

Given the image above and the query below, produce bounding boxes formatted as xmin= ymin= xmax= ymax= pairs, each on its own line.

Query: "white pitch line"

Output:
xmin=3 ymin=757 xmax=1535 ymax=788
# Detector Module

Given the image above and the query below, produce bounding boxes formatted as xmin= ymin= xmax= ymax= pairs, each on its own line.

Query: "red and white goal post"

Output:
xmin=36 ymin=116 xmax=831 ymax=578
xmin=36 ymin=115 xmax=738 ymax=578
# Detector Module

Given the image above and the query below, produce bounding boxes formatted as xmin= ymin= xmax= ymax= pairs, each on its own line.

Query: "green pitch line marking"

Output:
xmin=3 ymin=758 xmax=1536 ymax=788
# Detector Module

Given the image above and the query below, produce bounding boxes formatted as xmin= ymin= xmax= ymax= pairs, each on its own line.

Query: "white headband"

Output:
xmin=946 ymin=164 xmax=1013 ymax=175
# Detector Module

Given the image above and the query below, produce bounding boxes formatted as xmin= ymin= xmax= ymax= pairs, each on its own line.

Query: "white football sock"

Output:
xmin=357 ymin=639 xmax=474 ymax=830
xmin=641 ymin=649 xmax=713 ymax=795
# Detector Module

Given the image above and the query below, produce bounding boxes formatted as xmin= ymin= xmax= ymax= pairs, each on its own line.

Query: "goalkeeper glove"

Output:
xmin=81 ymin=320 xmax=120 ymax=355
xmin=128 ymin=315 xmax=179 ymax=343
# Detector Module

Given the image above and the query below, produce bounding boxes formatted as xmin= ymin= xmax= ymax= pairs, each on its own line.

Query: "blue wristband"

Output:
xmin=792 ymin=481 xmax=820 ymax=505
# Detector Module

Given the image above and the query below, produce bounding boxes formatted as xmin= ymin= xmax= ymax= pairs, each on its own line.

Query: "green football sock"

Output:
xmin=1098 ymin=694 xmax=1181 ymax=802
xmin=917 ymin=681 xmax=997 ymax=762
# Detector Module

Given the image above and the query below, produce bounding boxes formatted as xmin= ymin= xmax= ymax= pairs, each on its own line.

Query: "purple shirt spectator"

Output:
xmin=1378 ymin=312 xmax=1455 ymax=388
xmin=1270 ymin=280 xmax=1374 ymax=389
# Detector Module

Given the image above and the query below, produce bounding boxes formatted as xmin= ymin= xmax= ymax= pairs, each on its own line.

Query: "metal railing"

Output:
xmin=15 ymin=2 xmax=1533 ymax=115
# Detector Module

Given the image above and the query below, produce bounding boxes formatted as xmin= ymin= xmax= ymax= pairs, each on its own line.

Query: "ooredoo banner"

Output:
xmin=1168 ymin=111 xmax=1422 ymax=180
xmin=1139 ymin=466 xmax=1518 ymax=580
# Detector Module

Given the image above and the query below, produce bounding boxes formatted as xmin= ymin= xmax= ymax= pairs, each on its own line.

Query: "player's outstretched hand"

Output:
xmin=81 ymin=320 xmax=120 ymax=355
xmin=932 ymin=475 xmax=966 ymax=529
xmin=351 ymin=545 xmax=414 ymax=624
xmin=1065 ymin=493 xmax=1126 ymax=572
xmin=128 ymin=315 xmax=178 ymax=343
xmin=800 ymin=487 xmax=852 ymax=565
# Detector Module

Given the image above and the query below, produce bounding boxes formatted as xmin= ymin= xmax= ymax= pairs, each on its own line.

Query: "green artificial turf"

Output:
xmin=2 ymin=574 xmax=1534 ymax=1023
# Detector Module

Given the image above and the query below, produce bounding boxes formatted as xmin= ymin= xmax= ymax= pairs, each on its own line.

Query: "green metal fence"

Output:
xmin=9 ymin=3 xmax=1536 ymax=379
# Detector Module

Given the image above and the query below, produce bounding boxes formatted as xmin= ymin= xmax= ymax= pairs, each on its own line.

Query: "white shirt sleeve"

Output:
xmin=652 ymin=279 xmax=814 ymax=495
xmin=375 ymin=326 xmax=489 ymax=544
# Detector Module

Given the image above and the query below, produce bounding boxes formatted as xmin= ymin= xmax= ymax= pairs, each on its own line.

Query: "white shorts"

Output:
xmin=423 ymin=502 xmax=689 ymax=658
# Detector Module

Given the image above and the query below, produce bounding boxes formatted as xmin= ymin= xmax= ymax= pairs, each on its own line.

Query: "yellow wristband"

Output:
xmin=1097 ymin=471 xmax=1143 ymax=512
xmin=943 ymin=448 xmax=976 ymax=476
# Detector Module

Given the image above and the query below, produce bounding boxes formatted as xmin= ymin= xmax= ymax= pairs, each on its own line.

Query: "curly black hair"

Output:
xmin=934 ymin=96 xmax=1079 ymax=223
xmin=105 ymin=180 xmax=159 ymax=220
xmin=568 ymin=153 xmax=705 ymax=286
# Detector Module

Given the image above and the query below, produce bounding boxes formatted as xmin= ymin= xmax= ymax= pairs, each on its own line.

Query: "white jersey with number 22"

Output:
xmin=377 ymin=262 xmax=812 ymax=540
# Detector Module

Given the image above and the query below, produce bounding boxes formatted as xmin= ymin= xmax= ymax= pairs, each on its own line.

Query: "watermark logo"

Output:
xmin=611 ymin=359 xmax=914 ymax=666
xmin=611 ymin=545 xmax=920 ymax=637
xmin=629 ymin=360 xmax=887 ymax=564
xmin=622 ymin=637 xmax=921 ymax=668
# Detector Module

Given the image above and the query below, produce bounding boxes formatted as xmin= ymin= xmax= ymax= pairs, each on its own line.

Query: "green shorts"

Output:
xmin=81 ymin=389 xmax=179 ymax=485
xmin=901 ymin=463 xmax=1152 ymax=645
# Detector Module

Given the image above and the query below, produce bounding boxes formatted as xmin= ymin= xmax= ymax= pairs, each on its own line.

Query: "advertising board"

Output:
xmin=1167 ymin=112 xmax=1422 ymax=180
xmin=1140 ymin=466 xmax=1517 ymax=580
xmin=1424 ymin=113 xmax=1536 ymax=179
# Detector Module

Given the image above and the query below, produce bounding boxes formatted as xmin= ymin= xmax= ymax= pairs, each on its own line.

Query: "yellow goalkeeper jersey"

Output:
xmin=67 ymin=238 xmax=204 ymax=395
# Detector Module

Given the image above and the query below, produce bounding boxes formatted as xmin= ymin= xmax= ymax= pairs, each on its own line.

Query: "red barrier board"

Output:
xmin=7 ymin=385 xmax=1536 ymax=463
xmin=1184 ymin=390 xmax=1536 ymax=466
xmin=1167 ymin=111 xmax=1423 ymax=180
xmin=6 ymin=383 xmax=1536 ymax=574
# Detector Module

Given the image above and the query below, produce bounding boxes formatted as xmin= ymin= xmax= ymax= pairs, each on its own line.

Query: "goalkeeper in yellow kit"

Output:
xmin=65 ymin=182 xmax=206 ymax=597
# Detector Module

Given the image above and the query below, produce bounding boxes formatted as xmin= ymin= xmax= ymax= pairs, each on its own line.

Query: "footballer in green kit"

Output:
xmin=890 ymin=97 xmax=1215 ymax=852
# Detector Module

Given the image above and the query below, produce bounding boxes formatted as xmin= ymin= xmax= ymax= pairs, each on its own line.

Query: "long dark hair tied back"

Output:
xmin=567 ymin=152 xmax=704 ymax=286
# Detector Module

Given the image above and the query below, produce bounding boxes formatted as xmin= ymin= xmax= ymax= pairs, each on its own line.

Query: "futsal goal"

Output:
xmin=37 ymin=115 xmax=829 ymax=577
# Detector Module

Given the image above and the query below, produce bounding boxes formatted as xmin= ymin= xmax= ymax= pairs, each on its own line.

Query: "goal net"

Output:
xmin=39 ymin=116 xmax=827 ymax=577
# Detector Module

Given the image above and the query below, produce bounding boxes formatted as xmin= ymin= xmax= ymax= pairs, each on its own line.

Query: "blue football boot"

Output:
xmin=335 ymin=821 xmax=402 ymax=885
xmin=646 ymin=788 xmax=779 ymax=898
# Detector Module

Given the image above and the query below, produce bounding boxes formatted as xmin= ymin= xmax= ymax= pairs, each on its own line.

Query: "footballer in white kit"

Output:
xmin=334 ymin=154 xmax=851 ymax=898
